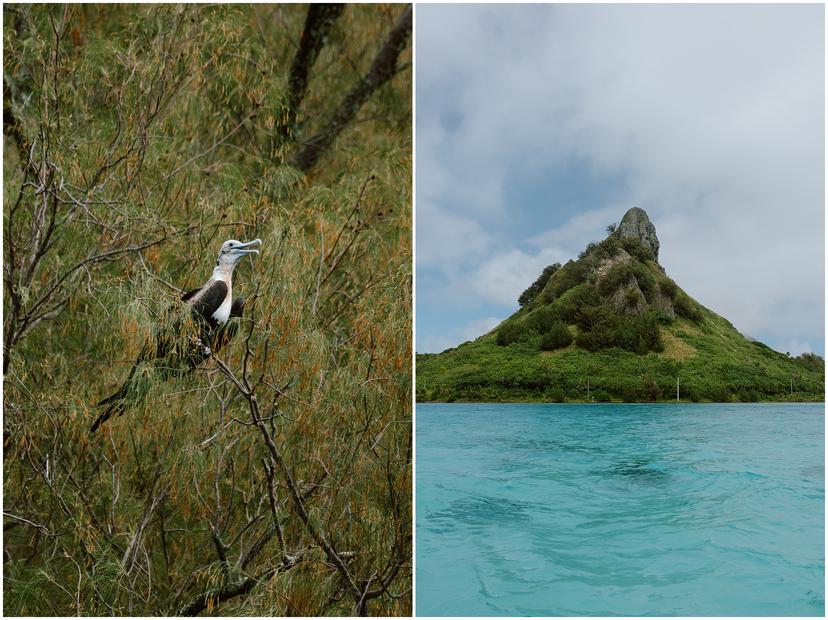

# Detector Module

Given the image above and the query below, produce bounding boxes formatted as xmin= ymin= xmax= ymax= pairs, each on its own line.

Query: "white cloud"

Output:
xmin=417 ymin=316 xmax=504 ymax=354
xmin=468 ymin=247 xmax=569 ymax=307
xmin=458 ymin=316 xmax=502 ymax=342
xmin=780 ymin=341 xmax=813 ymax=357
xmin=416 ymin=201 xmax=493 ymax=268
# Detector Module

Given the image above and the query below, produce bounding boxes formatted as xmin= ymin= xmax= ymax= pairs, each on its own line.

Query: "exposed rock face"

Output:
xmin=614 ymin=207 xmax=660 ymax=263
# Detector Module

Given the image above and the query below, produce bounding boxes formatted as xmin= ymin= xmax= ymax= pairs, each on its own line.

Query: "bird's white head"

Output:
xmin=213 ymin=238 xmax=261 ymax=277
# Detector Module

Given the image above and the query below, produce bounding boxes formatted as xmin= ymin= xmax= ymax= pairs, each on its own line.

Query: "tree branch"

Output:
xmin=177 ymin=555 xmax=304 ymax=616
xmin=276 ymin=4 xmax=345 ymax=143
xmin=290 ymin=5 xmax=411 ymax=172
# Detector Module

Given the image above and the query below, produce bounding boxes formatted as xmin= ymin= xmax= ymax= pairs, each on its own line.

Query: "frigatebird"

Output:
xmin=91 ymin=238 xmax=261 ymax=433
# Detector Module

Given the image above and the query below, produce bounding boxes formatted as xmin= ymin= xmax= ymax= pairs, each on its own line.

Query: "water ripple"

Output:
xmin=417 ymin=403 xmax=825 ymax=616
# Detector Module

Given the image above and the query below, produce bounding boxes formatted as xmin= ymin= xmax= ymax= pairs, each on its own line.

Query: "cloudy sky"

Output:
xmin=416 ymin=3 xmax=824 ymax=357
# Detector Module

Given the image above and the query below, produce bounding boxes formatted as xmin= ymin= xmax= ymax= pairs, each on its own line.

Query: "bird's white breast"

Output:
xmin=212 ymin=292 xmax=232 ymax=324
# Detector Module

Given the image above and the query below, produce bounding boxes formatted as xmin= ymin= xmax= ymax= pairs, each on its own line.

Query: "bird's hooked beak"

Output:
xmin=232 ymin=238 xmax=262 ymax=257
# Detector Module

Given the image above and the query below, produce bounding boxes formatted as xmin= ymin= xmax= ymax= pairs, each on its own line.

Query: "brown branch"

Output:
xmin=213 ymin=359 xmax=362 ymax=601
xmin=177 ymin=555 xmax=304 ymax=616
xmin=290 ymin=5 xmax=411 ymax=172
xmin=276 ymin=3 xmax=346 ymax=143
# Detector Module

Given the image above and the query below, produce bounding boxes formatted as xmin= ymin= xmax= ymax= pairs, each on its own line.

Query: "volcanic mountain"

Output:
xmin=417 ymin=208 xmax=824 ymax=403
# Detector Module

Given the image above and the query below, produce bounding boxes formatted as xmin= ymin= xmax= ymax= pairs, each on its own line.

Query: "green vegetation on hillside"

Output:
xmin=418 ymin=220 xmax=823 ymax=404
xmin=4 ymin=4 xmax=411 ymax=616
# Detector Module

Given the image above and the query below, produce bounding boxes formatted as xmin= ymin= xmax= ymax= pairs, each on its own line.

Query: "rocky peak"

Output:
xmin=613 ymin=207 xmax=660 ymax=263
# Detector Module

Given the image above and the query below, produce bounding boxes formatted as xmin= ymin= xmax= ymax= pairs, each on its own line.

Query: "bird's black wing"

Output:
xmin=185 ymin=281 xmax=228 ymax=325
xmin=230 ymin=296 xmax=245 ymax=319
xmin=181 ymin=287 xmax=202 ymax=303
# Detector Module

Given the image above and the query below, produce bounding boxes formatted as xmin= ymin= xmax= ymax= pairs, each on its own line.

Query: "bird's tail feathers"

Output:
xmin=96 ymin=387 xmax=126 ymax=407
xmin=90 ymin=399 xmax=126 ymax=433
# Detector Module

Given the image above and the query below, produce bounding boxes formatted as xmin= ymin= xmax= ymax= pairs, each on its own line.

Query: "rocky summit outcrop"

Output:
xmin=613 ymin=207 xmax=660 ymax=263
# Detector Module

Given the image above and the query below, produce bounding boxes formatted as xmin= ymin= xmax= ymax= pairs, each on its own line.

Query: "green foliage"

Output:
xmin=641 ymin=376 xmax=662 ymax=401
xmin=621 ymin=384 xmax=642 ymax=402
xmin=619 ymin=237 xmax=655 ymax=262
xmin=737 ymin=387 xmax=761 ymax=402
xmin=624 ymin=288 xmax=641 ymax=308
xmin=654 ymin=310 xmax=674 ymax=325
xmin=4 ymin=5 xmax=411 ymax=616
xmin=546 ymin=387 xmax=567 ymax=403
xmin=598 ymin=261 xmax=634 ymax=297
xmin=674 ymin=291 xmax=703 ymax=322
xmin=541 ymin=260 xmax=590 ymax=303
xmin=592 ymin=389 xmax=612 ymax=402
xmin=518 ymin=263 xmax=561 ymax=307
xmin=551 ymin=283 xmax=601 ymax=323
xmin=579 ymin=236 xmax=621 ymax=262
xmin=615 ymin=312 xmax=664 ymax=355
xmin=631 ymin=263 xmax=657 ymax=302
xmin=526 ymin=305 xmax=559 ymax=333
xmin=659 ymin=278 xmax=678 ymax=300
xmin=496 ymin=321 xmax=525 ymax=346
xmin=578 ymin=242 xmax=599 ymax=260
xmin=794 ymin=352 xmax=825 ymax=373
xmin=596 ymin=236 xmax=621 ymax=260
xmin=539 ymin=321 xmax=573 ymax=351
xmin=575 ymin=307 xmax=618 ymax=352
xmin=710 ymin=386 xmax=732 ymax=402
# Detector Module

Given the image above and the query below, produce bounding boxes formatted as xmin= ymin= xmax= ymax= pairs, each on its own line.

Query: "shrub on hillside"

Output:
xmin=575 ymin=304 xmax=614 ymax=332
xmin=710 ymin=385 xmax=731 ymax=402
xmin=576 ymin=322 xmax=618 ymax=352
xmin=680 ymin=384 xmax=699 ymax=402
xmin=621 ymin=383 xmax=641 ymax=402
xmin=795 ymin=352 xmax=825 ymax=373
xmin=615 ymin=312 xmax=664 ymax=354
xmin=620 ymin=237 xmax=655 ymax=262
xmin=624 ymin=288 xmax=640 ymax=309
xmin=578 ymin=241 xmax=600 ymax=260
xmin=659 ymin=278 xmax=678 ymax=300
xmin=546 ymin=387 xmax=566 ymax=403
xmin=737 ymin=387 xmax=760 ymax=402
xmin=526 ymin=306 xmax=559 ymax=333
xmin=631 ymin=264 xmax=657 ymax=302
xmin=641 ymin=376 xmax=662 ymax=401
xmin=542 ymin=260 xmax=590 ymax=303
xmin=588 ymin=236 xmax=621 ymax=261
xmin=540 ymin=321 xmax=573 ymax=351
xmin=674 ymin=292 xmax=703 ymax=322
xmin=552 ymin=284 xmax=601 ymax=322
xmin=598 ymin=262 xmax=634 ymax=297
xmin=518 ymin=263 xmax=561 ymax=307
xmin=496 ymin=322 xmax=525 ymax=346
xmin=654 ymin=310 xmax=674 ymax=325
xmin=592 ymin=389 xmax=612 ymax=402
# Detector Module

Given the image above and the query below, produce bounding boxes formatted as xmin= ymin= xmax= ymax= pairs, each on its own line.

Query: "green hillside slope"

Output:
xmin=417 ymin=209 xmax=824 ymax=403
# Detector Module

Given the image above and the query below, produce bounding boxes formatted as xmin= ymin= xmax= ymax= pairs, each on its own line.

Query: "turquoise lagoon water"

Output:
xmin=416 ymin=403 xmax=824 ymax=616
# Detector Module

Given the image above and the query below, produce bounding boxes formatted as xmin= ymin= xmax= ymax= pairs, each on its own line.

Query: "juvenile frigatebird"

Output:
xmin=91 ymin=238 xmax=262 ymax=433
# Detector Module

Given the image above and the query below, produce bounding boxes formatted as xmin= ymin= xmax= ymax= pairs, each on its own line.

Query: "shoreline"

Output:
xmin=417 ymin=398 xmax=825 ymax=405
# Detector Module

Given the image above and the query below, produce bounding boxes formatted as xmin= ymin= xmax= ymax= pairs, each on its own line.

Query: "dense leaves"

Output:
xmin=539 ymin=321 xmax=573 ymax=351
xmin=619 ymin=237 xmax=656 ymax=263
